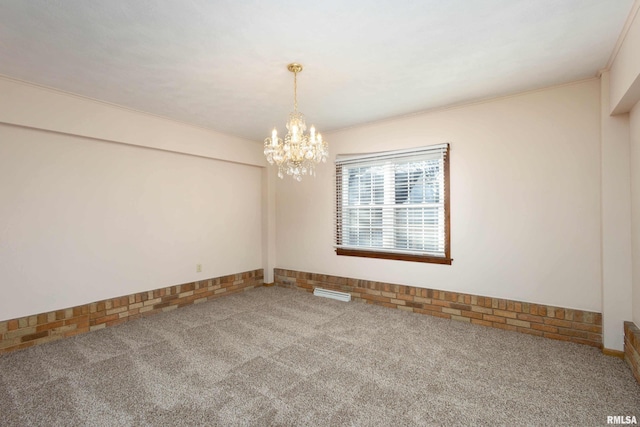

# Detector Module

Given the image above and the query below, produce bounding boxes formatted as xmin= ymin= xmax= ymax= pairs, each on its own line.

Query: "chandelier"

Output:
xmin=264 ymin=63 xmax=328 ymax=181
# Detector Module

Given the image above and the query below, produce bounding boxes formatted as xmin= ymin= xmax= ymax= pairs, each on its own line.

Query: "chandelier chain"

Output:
xmin=293 ymin=70 xmax=298 ymax=112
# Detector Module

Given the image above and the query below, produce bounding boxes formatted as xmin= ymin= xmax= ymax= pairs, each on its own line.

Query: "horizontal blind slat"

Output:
xmin=335 ymin=143 xmax=449 ymax=259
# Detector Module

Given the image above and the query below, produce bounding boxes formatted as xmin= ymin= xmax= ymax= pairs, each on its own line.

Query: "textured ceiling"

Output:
xmin=0 ymin=0 xmax=633 ymax=142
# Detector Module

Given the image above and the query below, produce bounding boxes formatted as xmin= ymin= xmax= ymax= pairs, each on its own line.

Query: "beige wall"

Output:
xmin=276 ymin=79 xmax=602 ymax=312
xmin=0 ymin=76 xmax=265 ymax=167
xmin=607 ymin=0 xmax=640 ymax=335
xmin=600 ymin=71 xmax=633 ymax=350
xmin=610 ymin=2 xmax=640 ymax=114
xmin=0 ymin=78 xmax=265 ymax=322
xmin=631 ymin=101 xmax=640 ymax=325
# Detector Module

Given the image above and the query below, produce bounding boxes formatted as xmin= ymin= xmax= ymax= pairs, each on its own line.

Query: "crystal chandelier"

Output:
xmin=264 ymin=63 xmax=328 ymax=181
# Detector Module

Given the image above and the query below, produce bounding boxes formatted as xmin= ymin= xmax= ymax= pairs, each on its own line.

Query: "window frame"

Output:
xmin=334 ymin=144 xmax=451 ymax=265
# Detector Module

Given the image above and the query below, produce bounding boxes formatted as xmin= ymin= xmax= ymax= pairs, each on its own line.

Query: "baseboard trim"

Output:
xmin=0 ymin=268 xmax=264 ymax=355
xmin=602 ymin=348 xmax=625 ymax=359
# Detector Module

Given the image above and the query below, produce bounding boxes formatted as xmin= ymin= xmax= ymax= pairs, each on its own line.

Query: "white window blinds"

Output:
xmin=335 ymin=143 xmax=450 ymax=261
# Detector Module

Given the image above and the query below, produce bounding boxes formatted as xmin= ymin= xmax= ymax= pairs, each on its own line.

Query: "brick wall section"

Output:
xmin=0 ymin=269 xmax=263 ymax=355
xmin=624 ymin=322 xmax=640 ymax=384
xmin=275 ymin=268 xmax=602 ymax=348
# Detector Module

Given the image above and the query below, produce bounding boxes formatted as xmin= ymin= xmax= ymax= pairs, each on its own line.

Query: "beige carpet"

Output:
xmin=0 ymin=286 xmax=639 ymax=426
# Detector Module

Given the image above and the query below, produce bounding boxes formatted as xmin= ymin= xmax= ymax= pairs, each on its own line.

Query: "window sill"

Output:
xmin=335 ymin=248 xmax=452 ymax=265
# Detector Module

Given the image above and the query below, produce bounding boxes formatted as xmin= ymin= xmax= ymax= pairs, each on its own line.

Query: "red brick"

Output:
xmin=572 ymin=323 xmax=602 ymax=333
xmin=72 ymin=306 xmax=85 ymax=317
xmin=431 ymin=299 xmax=451 ymax=308
xmin=493 ymin=309 xmax=517 ymax=319
xmin=415 ymin=308 xmax=449 ymax=319
xmin=420 ymin=304 xmax=443 ymax=312
xmin=36 ymin=320 xmax=64 ymax=332
xmin=89 ymin=311 xmax=106 ymax=320
xmin=531 ymin=323 xmax=558 ymax=333
xmin=405 ymin=301 xmax=423 ymax=309
xmin=94 ymin=314 xmax=119 ymax=325
xmin=594 ymin=313 xmax=602 ymax=325
xmin=21 ymin=330 xmax=49 ymax=342
xmin=517 ymin=313 xmax=544 ymax=323
xmin=587 ymin=332 xmax=602 ymax=343
xmin=460 ymin=310 xmax=483 ymax=320
xmin=471 ymin=319 xmax=492 ymax=327
xmin=483 ymin=315 xmax=506 ymax=324
xmin=361 ymin=294 xmax=391 ymax=304
xmin=492 ymin=323 xmax=516 ymax=332
xmin=543 ymin=318 xmax=572 ymax=328
xmin=64 ymin=317 xmax=89 ymax=329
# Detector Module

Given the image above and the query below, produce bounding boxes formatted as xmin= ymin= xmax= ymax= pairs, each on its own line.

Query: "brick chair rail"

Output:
xmin=275 ymin=268 xmax=603 ymax=348
xmin=0 ymin=269 xmax=264 ymax=355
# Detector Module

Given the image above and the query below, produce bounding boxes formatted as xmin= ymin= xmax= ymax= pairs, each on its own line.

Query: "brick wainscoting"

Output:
xmin=624 ymin=322 xmax=640 ymax=384
xmin=275 ymin=268 xmax=602 ymax=348
xmin=0 ymin=269 xmax=263 ymax=355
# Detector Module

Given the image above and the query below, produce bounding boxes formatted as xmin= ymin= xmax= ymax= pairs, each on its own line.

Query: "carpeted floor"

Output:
xmin=0 ymin=286 xmax=639 ymax=426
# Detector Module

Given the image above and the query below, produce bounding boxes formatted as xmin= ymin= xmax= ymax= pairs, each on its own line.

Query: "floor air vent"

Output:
xmin=313 ymin=288 xmax=351 ymax=302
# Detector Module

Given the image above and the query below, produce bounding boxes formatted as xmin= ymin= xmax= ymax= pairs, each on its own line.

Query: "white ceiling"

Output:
xmin=0 ymin=0 xmax=633 ymax=142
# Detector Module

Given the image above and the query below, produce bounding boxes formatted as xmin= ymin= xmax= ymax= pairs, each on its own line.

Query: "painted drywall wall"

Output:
xmin=631 ymin=101 xmax=640 ymax=326
xmin=607 ymin=0 xmax=640 ymax=331
xmin=0 ymin=124 xmax=263 ymax=321
xmin=0 ymin=76 xmax=265 ymax=167
xmin=610 ymin=1 xmax=640 ymax=114
xmin=276 ymin=79 xmax=602 ymax=312
xmin=600 ymin=71 xmax=633 ymax=350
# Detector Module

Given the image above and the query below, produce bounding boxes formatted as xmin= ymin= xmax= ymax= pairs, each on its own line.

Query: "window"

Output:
xmin=335 ymin=143 xmax=451 ymax=264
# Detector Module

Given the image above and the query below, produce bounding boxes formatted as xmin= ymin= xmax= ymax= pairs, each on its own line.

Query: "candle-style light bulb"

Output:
xmin=272 ymin=128 xmax=278 ymax=146
xmin=310 ymin=125 xmax=316 ymax=143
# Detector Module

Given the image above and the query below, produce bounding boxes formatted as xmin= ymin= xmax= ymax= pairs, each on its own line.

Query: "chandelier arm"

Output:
xmin=265 ymin=63 xmax=328 ymax=181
